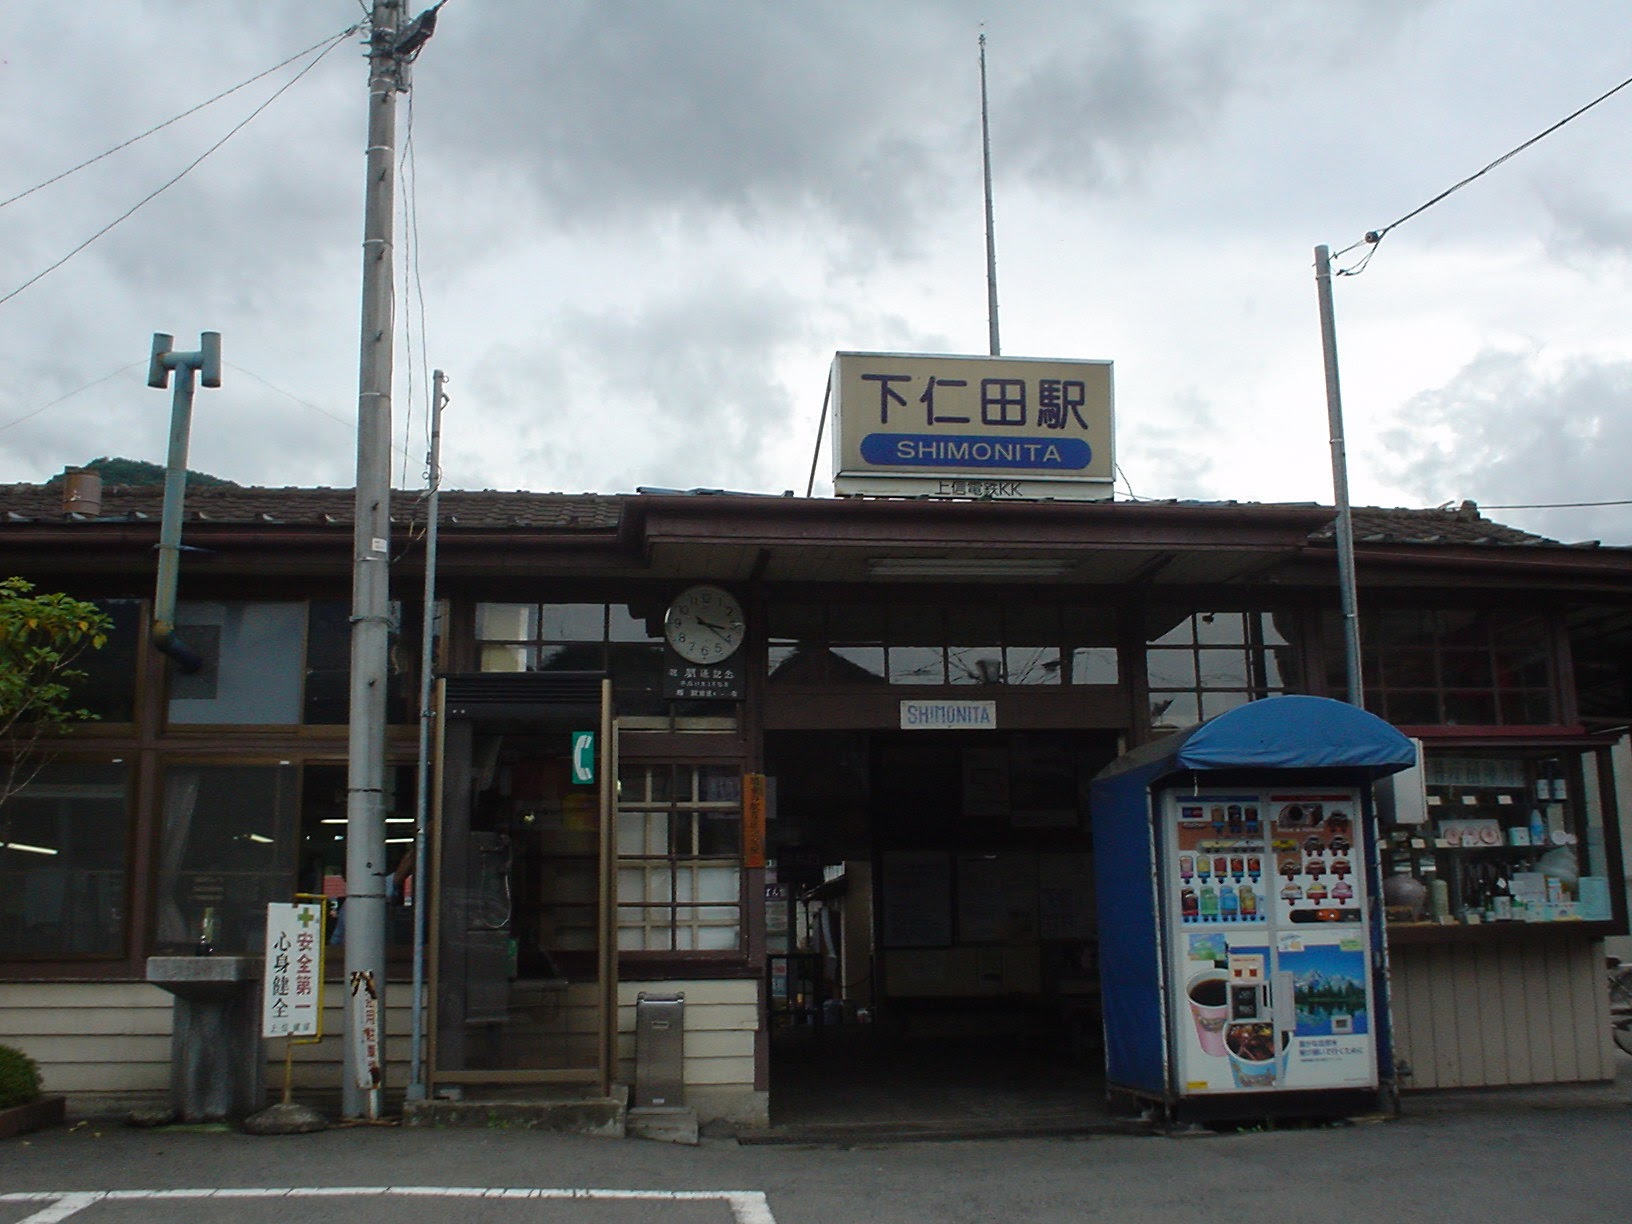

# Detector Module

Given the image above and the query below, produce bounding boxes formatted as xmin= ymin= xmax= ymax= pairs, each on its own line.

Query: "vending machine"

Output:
xmin=1090 ymin=696 xmax=1417 ymax=1124
xmin=1163 ymin=787 xmax=1377 ymax=1097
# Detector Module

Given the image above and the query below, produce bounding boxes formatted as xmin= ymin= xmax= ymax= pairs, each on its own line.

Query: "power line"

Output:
xmin=1334 ymin=69 xmax=1632 ymax=275
xmin=0 ymin=24 xmax=363 ymax=214
xmin=0 ymin=361 xmax=147 ymax=435
xmin=0 ymin=26 xmax=359 ymax=311
xmin=1479 ymin=498 xmax=1632 ymax=510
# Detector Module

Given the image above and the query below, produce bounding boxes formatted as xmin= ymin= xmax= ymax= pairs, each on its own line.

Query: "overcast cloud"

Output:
xmin=0 ymin=0 xmax=1628 ymax=545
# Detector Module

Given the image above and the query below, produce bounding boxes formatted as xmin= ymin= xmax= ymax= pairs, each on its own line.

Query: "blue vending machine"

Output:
xmin=1090 ymin=696 xmax=1417 ymax=1125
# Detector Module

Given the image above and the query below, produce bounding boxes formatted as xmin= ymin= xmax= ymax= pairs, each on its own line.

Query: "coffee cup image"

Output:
xmin=1186 ymin=970 xmax=1229 ymax=1057
xmin=1225 ymin=1020 xmax=1278 ymax=1088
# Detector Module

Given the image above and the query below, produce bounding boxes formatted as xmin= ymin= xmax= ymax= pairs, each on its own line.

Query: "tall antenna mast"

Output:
xmin=980 ymin=30 xmax=1001 ymax=356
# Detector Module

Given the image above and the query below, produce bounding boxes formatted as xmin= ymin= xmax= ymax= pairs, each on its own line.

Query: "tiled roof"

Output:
xmin=0 ymin=483 xmax=625 ymax=531
xmin=1314 ymin=501 xmax=1567 ymax=548
xmin=0 ymin=483 xmax=1606 ymax=550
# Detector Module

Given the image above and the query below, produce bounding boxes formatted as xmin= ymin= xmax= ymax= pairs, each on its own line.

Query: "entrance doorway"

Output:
xmin=762 ymin=729 xmax=1118 ymax=1129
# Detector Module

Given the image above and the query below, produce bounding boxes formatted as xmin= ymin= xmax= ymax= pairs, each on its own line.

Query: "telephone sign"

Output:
xmin=570 ymin=730 xmax=597 ymax=785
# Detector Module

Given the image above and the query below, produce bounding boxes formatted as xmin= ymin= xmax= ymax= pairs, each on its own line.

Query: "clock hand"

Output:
xmin=696 ymin=616 xmax=739 ymax=634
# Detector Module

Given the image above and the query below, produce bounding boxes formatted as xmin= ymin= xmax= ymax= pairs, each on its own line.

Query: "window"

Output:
xmin=154 ymin=763 xmax=297 ymax=954
xmin=78 ymin=600 xmax=141 ymax=722
xmin=0 ymin=761 xmax=130 ymax=959
xmin=1147 ymin=611 xmax=1296 ymax=728
xmin=768 ymin=602 xmax=1118 ymax=687
xmin=616 ymin=765 xmax=742 ymax=951
xmin=1339 ymin=610 xmax=1556 ymax=726
xmin=476 ymin=601 xmax=667 ymax=715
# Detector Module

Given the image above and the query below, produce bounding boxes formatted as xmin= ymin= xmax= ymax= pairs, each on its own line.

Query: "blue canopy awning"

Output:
xmin=1095 ymin=694 xmax=1417 ymax=788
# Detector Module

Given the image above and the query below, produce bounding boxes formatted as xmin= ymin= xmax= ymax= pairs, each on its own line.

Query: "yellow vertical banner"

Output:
xmin=743 ymin=772 xmax=767 ymax=869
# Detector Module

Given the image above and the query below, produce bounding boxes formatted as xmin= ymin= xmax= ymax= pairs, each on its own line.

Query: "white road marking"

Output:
xmin=0 ymin=1187 xmax=777 ymax=1224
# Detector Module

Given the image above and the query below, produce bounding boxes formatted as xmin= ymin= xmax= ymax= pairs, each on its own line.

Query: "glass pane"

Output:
xmin=692 ymin=920 xmax=741 ymax=950
xmin=1373 ymin=611 xmax=1438 ymax=649
xmin=830 ymin=646 xmax=885 ymax=682
xmin=1152 ymin=691 xmax=1199 ymax=728
xmin=678 ymin=865 xmax=741 ymax=904
xmin=537 ymin=642 xmax=604 ymax=672
xmin=1005 ymin=646 xmax=1062 ymax=685
xmin=616 ymin=812 xmax=666 ymax=856
xmin=607 ymin=642 xmax=663 ymax=693
xmin=608 ymin=603 xmax=662 ymax=642
xmin=1066 ymin=646 xmax=1119 ymax=685
xmin=618 ymin=866 xmax=671 ymax=904
xmin=1253 ymin=611 xmax=1291 ymax=648
xmin=169 ymin=602 xmax=305 ymax=724
xmin=1148 ymin=614 xmax=1195 ymax=647
xmin=1200 ymin=690 xmax=1252 ymax=719
xmin=1147 ymin=648 xmax=1196 ymax=689
xmin=475 ymin=603 xmax=536 ymax=640
xmin=303 ymin=600 xmax=350 ymax=724
xmin=78 ymin=600 xmax=141 ymax=722
xmin=616 ymin=765 xmax=651 ymax=803
xmin=698 ymin=812 xmax=742 ymax=855
xmin=767 ymin=643 xmax=804 ymax=682
xmin=539 ymin=604 xmax=605 ymax=640
xmin=0 ymin=762 xmax=129 ymax=958
xmin=1196 ymin=648 xmax=1249 ymax=688
xmin=1386 ymin=691 xmax=1440 ymax=724
xmin=155 ymin=763 xmax=298 ymax=954
xmin=480 ymin=643 xmax=532 ymax=673
xmin=1442 ymin=649 xmax=1494 ymax=687
xmin=1499 ymin=689 xmax=1556 ymax=724
xmin=698 ymin=768 xmax=741 ymax=803
xmin=948 ymin=646 xmax=1004 ymax=685
xmin=1382 ymin=649 xmax=1437 ymax=688
xmin=1444 ymin=691 xmax=1498 ymax=724
xmin=1195 ymin=613 xmax=1246 ymax=645
xmin=888 ymin=645 xmax=945 ymax=685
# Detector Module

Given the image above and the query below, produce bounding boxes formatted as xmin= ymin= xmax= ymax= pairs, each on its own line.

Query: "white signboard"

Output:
xmin=261 ymin=901 xmax=324 ymax=1038
xmin=900 ymin=699 xmax=997 ymax=730
xmin=831 ymin=351 xmax=1114 ymax=499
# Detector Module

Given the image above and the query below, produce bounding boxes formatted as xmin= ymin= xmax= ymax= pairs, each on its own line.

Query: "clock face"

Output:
xmin=664 ymin=585 xmax=745 ymax=664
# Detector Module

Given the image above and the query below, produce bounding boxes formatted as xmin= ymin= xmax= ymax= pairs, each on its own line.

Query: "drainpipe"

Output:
xmin=147 ymin=331 xmax=221 ymax=672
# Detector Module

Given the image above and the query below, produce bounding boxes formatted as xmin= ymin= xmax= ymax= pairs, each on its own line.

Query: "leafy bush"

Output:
xmin=0 ymin=1043 xmax=42 ymax=1108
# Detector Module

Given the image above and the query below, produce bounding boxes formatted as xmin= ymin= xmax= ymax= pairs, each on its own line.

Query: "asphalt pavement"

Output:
xmin=2 ymin=1057 xmax=1628 ymax=1224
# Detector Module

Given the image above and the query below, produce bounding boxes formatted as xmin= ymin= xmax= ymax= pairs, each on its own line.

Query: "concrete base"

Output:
xmin=401 ymin=1097 xmax=626 ymax=1136
xmin=242 ymin=1102 xmax=328 ymax=1135
xmin=146 ymin=957 xmax=264 ymax=1123
xmin=627 ymin=1105 xmax=699 ymax=1145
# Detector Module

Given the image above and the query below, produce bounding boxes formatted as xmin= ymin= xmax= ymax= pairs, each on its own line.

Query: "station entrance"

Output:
xmin=762 ymin=728 xmax=1119 ymax=1130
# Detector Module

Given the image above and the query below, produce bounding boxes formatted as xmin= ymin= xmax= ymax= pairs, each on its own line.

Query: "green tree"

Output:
xmin=0 ymin=578 xmax=112 ymax=810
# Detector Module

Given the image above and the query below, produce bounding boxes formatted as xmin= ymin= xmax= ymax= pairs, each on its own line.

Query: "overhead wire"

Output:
xmin=1334 ymin=69 xmax=1632 ymax=276
xmin=0 ymin=23 xmax=363 ymax=214
xmin=0 ymin=24 xmax=361 ymax=311
xmin=0 ymin=361 xmax=148 ymax=435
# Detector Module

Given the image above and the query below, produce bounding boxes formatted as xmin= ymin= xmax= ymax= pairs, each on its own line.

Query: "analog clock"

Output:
xmin=664 ymin=584 xmax=745 ymax=664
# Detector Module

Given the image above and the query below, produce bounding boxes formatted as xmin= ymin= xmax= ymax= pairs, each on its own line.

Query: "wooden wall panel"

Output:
xmin=1389 ymin=936 xmax=1613 ymax=1090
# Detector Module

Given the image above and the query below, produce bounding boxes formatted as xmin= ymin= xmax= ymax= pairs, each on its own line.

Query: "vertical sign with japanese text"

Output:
xmin=743 ymin=772 xmax=767 ymax=869
xmin=261 ymin=900 xmax=324 ymax=1038
xmin=831 ymin=351 xmax=1114 ymax=500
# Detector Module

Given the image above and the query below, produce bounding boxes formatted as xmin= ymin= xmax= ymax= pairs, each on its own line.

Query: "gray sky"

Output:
xmin=1 ymin=0 xmax=1629 ymax=544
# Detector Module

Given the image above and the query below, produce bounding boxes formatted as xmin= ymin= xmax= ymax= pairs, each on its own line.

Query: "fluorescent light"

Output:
xmin=247 ymin=833 xmax=274 ymax=844
xmin=385 ymin=817 xmax=415 ymax=824
xmin=1 ymin=841 xmax=57 ymax=856
xmin=867 ymin=557 xmax=1077 ymax=579
xmin=320 ymin=818 xmax=347 ymax=825
xmin=385 ymin=837 xmax=413 ymax=845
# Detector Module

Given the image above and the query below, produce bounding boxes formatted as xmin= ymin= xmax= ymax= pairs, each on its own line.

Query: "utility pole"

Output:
xmin=344 ymin=0 xmax=439 ymax=1118
xmin=979 ymin=31 xmax=1001 ymax=357
xmin=342 ymin=0 xmax=402 ymax=1121
xmin=1313 ymin=244 xmax=1365 ymax=706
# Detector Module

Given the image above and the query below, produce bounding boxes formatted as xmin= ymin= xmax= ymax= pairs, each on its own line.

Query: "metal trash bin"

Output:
xmin=634 ymin=992 xmax=684 ymax=1108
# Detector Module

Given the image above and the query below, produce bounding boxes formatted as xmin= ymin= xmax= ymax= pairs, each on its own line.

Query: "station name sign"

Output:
xmin=900 ymin=700 xmax=997 ymax=730
xmin=831 ymin=351 xmax=1114 ymax=500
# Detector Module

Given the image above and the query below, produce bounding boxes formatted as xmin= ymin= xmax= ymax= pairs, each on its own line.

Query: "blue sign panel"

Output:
xmin=860 ymin=433 xmax=1092 ymax=471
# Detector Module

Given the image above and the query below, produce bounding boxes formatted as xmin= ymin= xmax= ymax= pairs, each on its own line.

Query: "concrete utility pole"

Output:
xmin=979 ymin=32 xmax=1001 ymax=357
xmin=1313 ymin=244 xmax=1365 ymax=707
